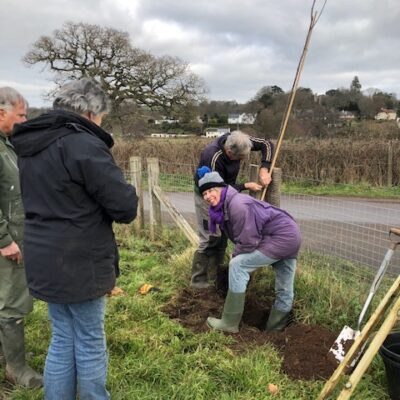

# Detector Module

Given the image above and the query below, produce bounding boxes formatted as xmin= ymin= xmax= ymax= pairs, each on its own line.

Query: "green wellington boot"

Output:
xmin=190 ymin=251 xmax=211 ymax=289
xmin=265 ymin=307 xmax=291 ymax=332
xmin=208 ymin=250 xmax=226 ymax=283
xmin=0 ymin=342 xmax=5 ymax=366
xmin=207 ymin=291 xmax=246 ymax=333
xmin=0 ymin=319 xmax=43 ymax=388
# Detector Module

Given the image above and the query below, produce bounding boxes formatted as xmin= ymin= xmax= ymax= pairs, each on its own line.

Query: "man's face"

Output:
xmin=0 ymin=101 xmax=27 ymax=136
xmin=226 ymin=149 xmax=245 ymax=161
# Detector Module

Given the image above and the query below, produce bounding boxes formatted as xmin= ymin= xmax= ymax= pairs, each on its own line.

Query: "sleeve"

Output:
xmin=249 ymin=136 xmax=274 ymax=170
xmin=232 ymin=182 xmax=246 ymax=192
xmin=0 ymin=210 xmax=13 ymax=248
xmin=228 ymin=202 xmax=264 ymax=256
xmin=61 ymin=134 xmax=138 ymax=224
xmin=0 ymin=156 xmax=13 ymax=248
xmin=212 ymin=151 xmax=246 ymax=192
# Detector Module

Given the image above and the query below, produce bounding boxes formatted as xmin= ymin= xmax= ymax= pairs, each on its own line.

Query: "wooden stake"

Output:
xmin=261 ymin=0 xmax=327 ymax=201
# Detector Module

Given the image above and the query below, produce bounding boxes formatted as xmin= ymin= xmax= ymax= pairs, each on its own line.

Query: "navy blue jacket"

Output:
xmin=194 ymin=133 xmax=274 ymax=192
xmin=11 ymin=110 xmax=138 ymax=303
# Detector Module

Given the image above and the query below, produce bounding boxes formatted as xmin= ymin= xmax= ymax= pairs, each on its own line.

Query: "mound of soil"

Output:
xmin=162 ymin=287 xmax=339 ymax=381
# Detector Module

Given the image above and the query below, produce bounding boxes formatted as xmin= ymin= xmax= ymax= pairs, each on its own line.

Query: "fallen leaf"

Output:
xmin=268 ymin=383 xmax=279 ymax=395
xmin=107 ymin=286 xmax=125 ymax=297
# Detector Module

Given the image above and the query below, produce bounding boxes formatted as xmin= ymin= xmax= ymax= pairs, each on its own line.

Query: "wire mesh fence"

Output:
xmin=122 ymin=157 xmax=400 ymax=277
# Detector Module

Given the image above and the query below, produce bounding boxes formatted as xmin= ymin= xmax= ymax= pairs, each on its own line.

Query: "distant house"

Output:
xmin=150 ymin=133 xmax=178 ymax=138
xmin=375 ymin=108 xmax=397 ymax=120
xmin=338 ymin=110 xmax=356 ymax=120
xmin=154 ymin=117 xmax=179 ymax=125
xmin=150 ymin=133 xmax=194 ymax=138
xmin=228 ymin=113 xmax=256 ymax=125
xmin=204 ymin=127 xmax=230 ymax=138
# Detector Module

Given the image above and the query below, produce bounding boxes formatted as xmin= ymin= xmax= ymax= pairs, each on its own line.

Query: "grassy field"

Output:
xmin=0 ymin=227 xmax=393 ymax=400
xmin=136 ymin=171 xmax=400 ymax=199
xmin=282 ymin=181 xmax=400 ymax=199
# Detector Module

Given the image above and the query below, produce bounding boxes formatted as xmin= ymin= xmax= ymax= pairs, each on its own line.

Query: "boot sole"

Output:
xmin=206 ymin=320 xmax=239 ymax=334
xmin=5 ymin=368 xmax=43 ymax=389
xmin=190 ymin=283 xmax=211 ymax=289
xmin=5 ymin=369 xmax=17 ymax=386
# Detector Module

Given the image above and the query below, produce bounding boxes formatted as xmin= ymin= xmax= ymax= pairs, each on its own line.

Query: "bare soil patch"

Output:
xmin=162 ymin=286 xmax=339 ymax=381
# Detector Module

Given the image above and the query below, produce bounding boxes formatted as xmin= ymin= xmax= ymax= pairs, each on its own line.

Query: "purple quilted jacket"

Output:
xmin=223 ymin=186 xmax=301 ymax=259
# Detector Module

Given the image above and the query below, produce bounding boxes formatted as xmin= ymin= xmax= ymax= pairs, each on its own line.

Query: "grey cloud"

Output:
xmin=1 ymin=0 xmax=399 ymax=105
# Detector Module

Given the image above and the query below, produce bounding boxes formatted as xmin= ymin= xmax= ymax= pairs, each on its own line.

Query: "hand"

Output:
xmin=245 ymin=182 xmax=263 ymax=192
xmin=259 ymin=168 xmax=272 ymax=186
xmin=0 ymin=242 xmax=22 ymax=264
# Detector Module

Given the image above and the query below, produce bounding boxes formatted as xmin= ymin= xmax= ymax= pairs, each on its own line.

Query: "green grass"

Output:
xmin=145 ymin=172 xmax=400 ymax=199
xmin=282 ymin=181 xmax=400 ymax=199
xmin=0 ymin=228 xmax=392 ymax=399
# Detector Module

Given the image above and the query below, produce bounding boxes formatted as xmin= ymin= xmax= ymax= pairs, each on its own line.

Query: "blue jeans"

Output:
xmin=229 ymin=250 xmax=297 ymax=312
xmin=44 ymin=297 xmax=110 ymax=400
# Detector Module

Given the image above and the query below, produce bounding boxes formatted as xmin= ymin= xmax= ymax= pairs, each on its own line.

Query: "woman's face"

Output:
xmin=202 ymin=187 xmax=222 ymax=206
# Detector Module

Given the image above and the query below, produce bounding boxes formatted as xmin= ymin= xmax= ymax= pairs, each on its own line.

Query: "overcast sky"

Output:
xmin=1 ymin=0 xmax=399 ymax=107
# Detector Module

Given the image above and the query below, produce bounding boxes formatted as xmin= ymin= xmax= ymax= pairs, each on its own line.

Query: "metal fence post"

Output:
xmin=129 ymin=156 xmax=144 ymax=235
xmin=147 ymin=157 xmax=162 ymax=240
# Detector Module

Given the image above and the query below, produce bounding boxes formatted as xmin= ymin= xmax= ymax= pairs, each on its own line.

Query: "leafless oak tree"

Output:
xmin=24 ymin=22 xmax=206 ymax=120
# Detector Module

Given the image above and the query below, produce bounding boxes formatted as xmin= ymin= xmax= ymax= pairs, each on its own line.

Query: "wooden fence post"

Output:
xmin=129 ymin=156 xmax=144 ymax=235
xmin=387 ymin=140 xmax=393 ymax=187
xmin=147 ymin=158 xmax=162 ymax=240
xmin=152 ymin=186 xmax=199 ymax=247
xmin=248 ymin=164 xmax=281 ymax=207
xmin=266 ymin=168 xmax=282 ymax=207
xmin=249 ymin=164 xmax=261 ymax=199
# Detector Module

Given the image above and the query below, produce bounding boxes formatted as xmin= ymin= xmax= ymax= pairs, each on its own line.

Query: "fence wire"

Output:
xmin=123 ymin=159 xmax=400 ymax=277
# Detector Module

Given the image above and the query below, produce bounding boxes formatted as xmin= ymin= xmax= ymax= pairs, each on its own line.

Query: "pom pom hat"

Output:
xmin=197 ymin=166 xmax=226 ymax=194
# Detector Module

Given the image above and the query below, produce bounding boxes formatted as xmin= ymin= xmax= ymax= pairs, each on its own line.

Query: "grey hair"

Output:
xmin=0 ymin=87 xmax=28 ymax=111
xmin=225 ymin=130 xmax=252 ymax=157
xmin=53 ymin=78 xmax=110 ymax=116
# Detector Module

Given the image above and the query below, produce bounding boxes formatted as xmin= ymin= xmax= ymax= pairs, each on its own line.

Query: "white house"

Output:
xmin=375 ymin=109 xmax=397 ymax=120
xmin=154 ymin=117 xmax=179 ymax=125
xmin=338 ymin=110 xmax=356 ymax=120
xmin=204 ymin=127 xmax=230 ymax=138
xmin=150 ymin=133 xmax=178 ymax=138
xmin=150 ymin=133 xmax=195 ymax=138
xmin=228 ymin=113 xmax=256 ymax=125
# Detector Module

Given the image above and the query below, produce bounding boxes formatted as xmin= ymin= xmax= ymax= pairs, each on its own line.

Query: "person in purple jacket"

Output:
xmin=197 ymin=168 xmax=301 ymax=332
xmin=191 ymin=130 xmax=274 ymax=289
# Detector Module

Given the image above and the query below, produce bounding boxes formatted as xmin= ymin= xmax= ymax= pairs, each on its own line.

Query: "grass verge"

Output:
xmin=282 ymin=181 xmax=400 ymax=199
xmin=0 ymin=228 xmax=392 ymax=399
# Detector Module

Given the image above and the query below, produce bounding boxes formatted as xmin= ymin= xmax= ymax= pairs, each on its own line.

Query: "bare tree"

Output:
xmin=24 ymin=22 xmax=206 ymax=133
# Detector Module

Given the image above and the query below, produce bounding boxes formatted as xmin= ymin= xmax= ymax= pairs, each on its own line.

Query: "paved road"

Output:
xmin=143 ymin=192 xmax=400 ymax=274
xmin=155 ymin=192 xmax=400 ymax=224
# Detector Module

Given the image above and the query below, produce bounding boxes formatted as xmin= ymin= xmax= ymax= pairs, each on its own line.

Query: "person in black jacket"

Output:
xmin=11 ymin=79 xmax=138 ymax=400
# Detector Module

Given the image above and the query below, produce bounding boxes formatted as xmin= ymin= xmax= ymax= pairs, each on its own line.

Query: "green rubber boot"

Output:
xmin=190 ymin=251 xmax=211 ymax=289
xmin=208 ymin=250 xmax=226 ymax=283
xmin=265 ymin=307 xmax=291 ymax=332
xmin=0 ymin=342 xmax=5 ymax=366
xmin=0 ymin=319 xmax=43 ymax=388
xmin=207 ymin=291 xmax=246 ymax=333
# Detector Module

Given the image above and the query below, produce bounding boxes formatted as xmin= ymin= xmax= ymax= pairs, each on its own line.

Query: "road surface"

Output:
xmin=142 ymin=191 xmax=400 ymax=274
